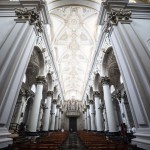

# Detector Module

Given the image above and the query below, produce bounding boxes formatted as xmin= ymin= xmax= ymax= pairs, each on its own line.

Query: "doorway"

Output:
xmin=69 ymin=117 xmax=77 ymax=132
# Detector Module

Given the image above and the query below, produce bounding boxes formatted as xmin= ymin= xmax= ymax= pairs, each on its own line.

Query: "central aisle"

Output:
xmin=61 ymin=132 xmax=86 ymax=150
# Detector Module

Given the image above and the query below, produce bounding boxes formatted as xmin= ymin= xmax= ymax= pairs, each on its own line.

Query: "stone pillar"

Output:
xmin=86 ymin=105 xmax=91 ymax=131
xmin=103 ymin=107 xmax=109 ymax=132
xmin=37 ymin=106 xmax=43 ymax=131
xmin=117 ymin=91 xmax=131 ymax=131
xmin=89 ymin=100 xmax=96 ymax=131
xmin=84 ymin=109 xmax=87 ymax=130
xmin=28 ymin=76 xmax=45 ymax=132
xmin=101 ymin=76 xmax=118 ymax=133
xmin=94 ymin=92 xmax=104 ymax=132
xmin=101 ymin=5 xmax=150 ymax=148
xmin=55 ymin=105 xmax=59 ymax=131
xmin=42 ymin=91 xmax=53 ymax=131
xmin=50 ymin=100 xmax=57 ymax=131
xmin=58 ymin=109 xmax=62 ymax=130
xmin=13 ymin=93 xmax=26 ymax=124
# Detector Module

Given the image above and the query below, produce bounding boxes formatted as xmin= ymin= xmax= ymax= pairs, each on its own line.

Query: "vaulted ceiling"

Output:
xmin=49 ymin=6 xmax=99 ymax=100
xmin=46 ymin=0 xmax=145 ymax=101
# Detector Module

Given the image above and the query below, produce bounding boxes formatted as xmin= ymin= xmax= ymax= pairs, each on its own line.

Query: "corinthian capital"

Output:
xmin=89 ymin=100 xmax=94 ymax=104
xmin=36 ymin=76 xmax=46 ymax=84
xmin=93 ymin=91 xmax=101 ymax=97
xmin=101 ymin=76 xmax=110 ymax=85
xmin=47 ymin=91 xmax=53 ymax=97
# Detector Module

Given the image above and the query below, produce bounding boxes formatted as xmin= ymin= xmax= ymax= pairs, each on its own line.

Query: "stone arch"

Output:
xmin=23 ymin=97 xmax=33 ymax=128
xmin=46 ymin=73 xmax=53 ymax=91
xmin=93 ymin=73 xmax=100 ymax=91
xmin=102 ymin=46 xmax=120 ymax=87
xmin=47 ymin=0 xmax=101 ymax=11
xmin=34 ymin=46 xmax=45 ymax=76
xmin=53 ymin=86 xmax=58 ymax=99
xmin=26 ymin=46 xmax=45 ymax=86
xmin=89 ymin=86 xmax=93 ymax=100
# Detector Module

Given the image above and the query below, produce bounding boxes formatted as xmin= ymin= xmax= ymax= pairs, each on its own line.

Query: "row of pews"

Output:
xmin=78 ymin=131 xmax=137 ymax=150
xmin=11 ymin=131 xmax=68 ymax=150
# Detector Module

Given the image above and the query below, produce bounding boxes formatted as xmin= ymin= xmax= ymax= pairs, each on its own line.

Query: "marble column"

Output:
xmin=94 ymin=92 xmax=104 ymax=132
xmin=42 ymin=91 xmax=52 ymax=131
xmin=84 ymin=109 xmax=87 ymax=130
xmin=58 ymin=109 xmax=62 ymax=130
xmin=37 ymin=106 xmax=43 ymax=131
xmin=86 ymin=105 xmax=91 ymax=131
xmin=55 ymin=105 xmax=59 ymax=131
xmin=89 ymin=100 xmax=96 ymax=131
xmin=13 ymin=94 xmax=26 ymax=124
xmin=28 ymin=76 xmax=45 ymax=132
xmin=117 ymin=91 xmax=131 ymax=131
xmin=101 ymin=76 xmax=117 ymax=133
xmin=103 ymin=107 xmax=109 ymax=132
xmin=50 ymin=100 xmax=57 ymax=131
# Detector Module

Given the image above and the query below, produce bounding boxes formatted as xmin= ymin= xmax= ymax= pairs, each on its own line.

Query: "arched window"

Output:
xmin=31 ymin=84 xmax=36 ymax=93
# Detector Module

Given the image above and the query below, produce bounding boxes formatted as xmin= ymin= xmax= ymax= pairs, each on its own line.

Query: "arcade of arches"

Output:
xmin=0 ymin=0 xmax=150 ymax=150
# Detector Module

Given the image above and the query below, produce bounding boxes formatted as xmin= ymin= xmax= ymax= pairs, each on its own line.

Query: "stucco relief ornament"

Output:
xmin=15 ymin=8 xmax=43 ymax=34
xmin=104 ymin=9 xmax=132 ymax=33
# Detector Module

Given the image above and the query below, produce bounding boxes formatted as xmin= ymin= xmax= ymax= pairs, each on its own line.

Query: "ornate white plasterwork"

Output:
xmin=49 ymin=6 xmax=99 ymax=100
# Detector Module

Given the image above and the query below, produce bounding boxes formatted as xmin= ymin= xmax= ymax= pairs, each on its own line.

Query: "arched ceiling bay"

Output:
xmin=49 ymin=5 xmax=100 ymax=100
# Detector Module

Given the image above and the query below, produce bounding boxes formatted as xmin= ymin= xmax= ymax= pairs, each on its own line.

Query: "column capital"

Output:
xmin=56 ymin=105 xmax=60 ymax=108
xmin=89 ymin=100 xmax=94 ymax=104
xmin=93 ymin=91 xmax=101 ymax=97
xmin=104 ymin=9 xmax=132 ymax=33
xmin=86 ymin=105 xmax=90 ymax=109
xmin=52 ymin=99 xmax=57 ymax=104
xmin=101 ymin=76 xmax=110 ymax=85
xmin=15 ymin=8 xmax=43 ymax=34
xmin=47 ymin=91 xmax=53 ymax=97
xmin=36 ymin=76 xmax=46 ymax=84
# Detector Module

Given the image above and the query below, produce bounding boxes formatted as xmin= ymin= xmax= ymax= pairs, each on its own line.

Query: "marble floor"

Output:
xmin=61 ymin=132 xmax=86 ymax=150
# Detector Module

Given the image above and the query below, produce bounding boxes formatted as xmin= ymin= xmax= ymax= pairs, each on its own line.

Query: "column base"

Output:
xmin=91 ymin=130 xmax=97 ymax=132
xmin=0 ymin=127 xmax=13 ymax=149
xmin=25 ymin=132 xmax=39 ymax=136
xmin=97 ymin=131 xmax=105 ymax=134
xmin=49 ymin=130 xmax=54 ymax=132
xmin=108 ymin=132 xmax=120 ymax=136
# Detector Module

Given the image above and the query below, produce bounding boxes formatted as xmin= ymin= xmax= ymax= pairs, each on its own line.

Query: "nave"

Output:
xmin=10 ymin=131 xmax=138 ymax=150
xmin=0 ymin=0 xmax=150 ymax=150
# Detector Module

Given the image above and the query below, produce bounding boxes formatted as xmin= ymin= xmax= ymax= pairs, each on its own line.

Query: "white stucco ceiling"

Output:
xmin=49 ymin=6 xmax=100 ymax=100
